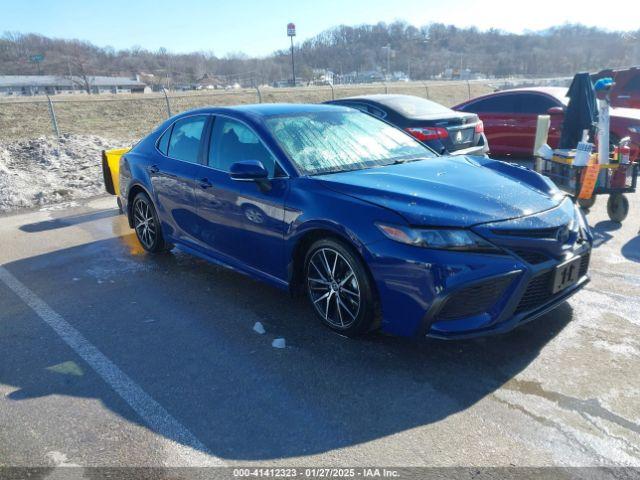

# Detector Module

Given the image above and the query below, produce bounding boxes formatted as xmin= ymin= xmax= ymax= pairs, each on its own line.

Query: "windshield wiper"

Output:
xmin=385 ymin=155 xmax=429 ymax=165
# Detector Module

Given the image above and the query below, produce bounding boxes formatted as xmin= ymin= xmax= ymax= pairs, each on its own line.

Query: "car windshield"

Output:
xmin=264 ymin=110 xmax=435 ymax=175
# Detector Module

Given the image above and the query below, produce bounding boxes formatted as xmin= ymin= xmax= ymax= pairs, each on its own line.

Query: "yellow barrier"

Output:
xmin=101 ymin=147 xmax=131 ymax=196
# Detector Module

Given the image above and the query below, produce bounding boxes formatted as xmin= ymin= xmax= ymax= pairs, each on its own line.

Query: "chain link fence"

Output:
xmin=0 ymin=80 xmax=499 ymax=142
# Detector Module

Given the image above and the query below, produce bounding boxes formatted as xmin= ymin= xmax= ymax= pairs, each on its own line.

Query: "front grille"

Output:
xmin=511 ymin=248 xmax=550 ymax=265
xmin=579 ymin=251 xmax=591 ymax=277
xmin=491 ymin=227 xmax=561 ymax=239
xmin=514 ymin=251 xmax=591 ymax=315
xmin=437 ymin=276 xmax=513 ymax=320
xmin=514 ymin=270 xmax=554 ymax=314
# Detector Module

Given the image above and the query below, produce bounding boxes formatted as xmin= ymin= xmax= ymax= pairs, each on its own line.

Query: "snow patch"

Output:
xmin=0 ymin=134 xmax=132 ymax=213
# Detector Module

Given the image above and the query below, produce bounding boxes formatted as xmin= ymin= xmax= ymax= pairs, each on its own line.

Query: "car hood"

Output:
xmin=315 ymin=156 xmax=564 ymax=227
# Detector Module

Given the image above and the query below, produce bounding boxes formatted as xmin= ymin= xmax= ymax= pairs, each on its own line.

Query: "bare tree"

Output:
xmin=64 ymin=40 xmax=98 ymax=94
xmin=2 ymin=24 xmax=638 ymax=87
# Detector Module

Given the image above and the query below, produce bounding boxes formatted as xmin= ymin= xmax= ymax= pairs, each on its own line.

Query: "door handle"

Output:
xmin=199 ymin=178 xmax=213 ymax=189
xmin=148 ymin=164 xmax=159 ymax=174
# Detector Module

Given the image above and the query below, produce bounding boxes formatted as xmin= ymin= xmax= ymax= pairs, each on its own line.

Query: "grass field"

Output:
xmin=0 ymin=81 xmax=494 ymax=141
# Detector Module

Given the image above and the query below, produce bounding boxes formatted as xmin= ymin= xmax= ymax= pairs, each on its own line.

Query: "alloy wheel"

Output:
xmin=307 ymin=247 xmax=361 ymax=329
xmin=133 ymin=198 xmax=157 ymax=249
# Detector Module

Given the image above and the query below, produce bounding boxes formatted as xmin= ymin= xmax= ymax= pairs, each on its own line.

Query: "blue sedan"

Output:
xmin=118 ymin=104 xmax=593 ymax=339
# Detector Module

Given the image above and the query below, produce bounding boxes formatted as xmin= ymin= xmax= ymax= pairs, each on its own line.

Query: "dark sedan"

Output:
xmin=326 ymin=94 xmax=489 ymax=156
xmin=118 ymin=104 xmax=591 ymax=339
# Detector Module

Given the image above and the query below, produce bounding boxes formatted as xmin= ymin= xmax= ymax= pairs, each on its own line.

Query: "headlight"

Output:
xmin=376 ymin=223 xmax=500 ymax=252
xmin=629 ymin=126 xmax=640 ymax=134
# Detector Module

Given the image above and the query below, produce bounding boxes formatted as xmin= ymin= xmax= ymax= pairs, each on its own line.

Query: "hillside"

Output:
xmin=1 ymin=22 xmax=638 ymax=87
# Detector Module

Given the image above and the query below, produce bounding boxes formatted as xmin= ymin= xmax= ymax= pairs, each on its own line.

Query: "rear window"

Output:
xmin=381 ymin=96 xmax=452 ymax=117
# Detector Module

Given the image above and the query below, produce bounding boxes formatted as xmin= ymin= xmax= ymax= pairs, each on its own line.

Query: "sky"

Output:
xmin=1 ymin=0 xmax=637 ymax=57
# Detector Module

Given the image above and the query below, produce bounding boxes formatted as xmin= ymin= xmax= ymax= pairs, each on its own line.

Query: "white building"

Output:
xmin=0 ymin=75 xmax=148 ymax=96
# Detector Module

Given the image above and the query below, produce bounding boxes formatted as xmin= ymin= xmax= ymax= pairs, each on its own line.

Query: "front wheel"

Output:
xmin=132 ymin=192 xmax=170 ymax=253
xmin=304 ymin=238 xmax=379 ymax=337
xmin=578 ymin=195 xmax=596 ymax=210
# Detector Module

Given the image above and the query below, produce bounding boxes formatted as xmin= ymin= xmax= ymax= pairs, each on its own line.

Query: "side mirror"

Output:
xmin=547 ymin=106 xmax=564 ymax=115
xmin=229 ymin=160 xmax=269 ymax=181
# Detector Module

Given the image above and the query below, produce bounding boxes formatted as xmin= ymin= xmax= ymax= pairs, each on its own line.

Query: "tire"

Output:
xmin=304 ymin=238 xmax=379 ymax=337
xmin=131 ymin=192 xmax=170 ymax=253
xmin=578 ymin=196 xmax=597 ymax=210
xmin=607 ymin=193 xmax=629 ymax=223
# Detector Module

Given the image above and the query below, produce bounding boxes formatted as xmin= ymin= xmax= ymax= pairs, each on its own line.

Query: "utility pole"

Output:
xmin=287 ymin=23 xmax=296 ymax=87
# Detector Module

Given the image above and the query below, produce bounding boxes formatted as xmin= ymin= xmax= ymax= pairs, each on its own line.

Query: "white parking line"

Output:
xmin=0 ymin=265 xmax=225 ymax=467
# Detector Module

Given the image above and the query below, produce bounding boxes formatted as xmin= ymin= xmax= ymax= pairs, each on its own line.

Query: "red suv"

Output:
xmin=454 ymin=87 xmax=640 ymax=160
xmin=592 ymin=67 xmax=640 ymax=109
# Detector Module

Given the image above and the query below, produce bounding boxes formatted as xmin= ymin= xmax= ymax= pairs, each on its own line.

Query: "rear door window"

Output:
xmin=366 ymin=105 xmax=387 ymax=118
xmin=337 ymin=102 xmax=368 ymax=114
xmin=464 ymin=94 xmax=519 ymax=113
xmin=620 ymin=75 xmax=640 ymax=92
xmin=167 ymin=115 xmax=207 ymax=163
xmin=518 ymin=94 xmax=558 ymax=114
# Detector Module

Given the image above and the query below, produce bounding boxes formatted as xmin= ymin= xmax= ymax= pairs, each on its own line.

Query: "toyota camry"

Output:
xmin=116 ymin=104 xmax=592 ymax=339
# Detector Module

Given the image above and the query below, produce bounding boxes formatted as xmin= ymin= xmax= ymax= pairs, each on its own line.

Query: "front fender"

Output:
xmin=283 ymin=177 xmax=406 ymax=291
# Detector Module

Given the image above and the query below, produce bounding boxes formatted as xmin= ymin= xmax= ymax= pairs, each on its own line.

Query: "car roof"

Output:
xmin=503 ymin=86 xmax=568 ymax=98
xmin=331 ymin=93 xmax=450 ymax=108
xmin=176 ymin=103 xmax=351 ymax=119
xmin=330 ymin=94 xmax=457 ymax=119
xmin=458 ymin=87 xmax=569 ymax=107
xmin=331 ymin=94 xmax=412 ymax=103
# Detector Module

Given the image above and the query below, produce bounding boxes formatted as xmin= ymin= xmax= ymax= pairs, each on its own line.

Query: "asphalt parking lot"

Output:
xmin=1 ymin=190 xmax=639 ymax=469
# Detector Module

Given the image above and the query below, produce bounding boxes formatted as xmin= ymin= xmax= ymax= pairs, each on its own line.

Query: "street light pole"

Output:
xmin=290 ymin=36 xmax=295 ymax=87
xmin=287 ymin=23 xmax=296 ymax=87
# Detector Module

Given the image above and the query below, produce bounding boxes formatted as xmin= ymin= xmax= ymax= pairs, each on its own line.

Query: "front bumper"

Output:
xmin=424 ymin=266 xmax=589 ymax=340
xmin=364 ymin=236 xmax=591 ymax=339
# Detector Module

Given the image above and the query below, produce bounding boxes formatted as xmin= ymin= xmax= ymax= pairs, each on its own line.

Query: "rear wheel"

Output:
xmin=607 ymin=193 xmax=629 ymax=223
xmin=132 ymin=192 xmax=169 ymax=253
xmin=304 ymin=238 xmax=379 ymax=337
